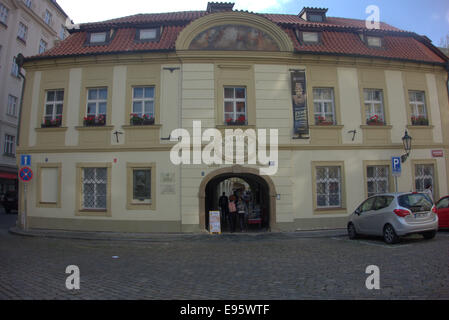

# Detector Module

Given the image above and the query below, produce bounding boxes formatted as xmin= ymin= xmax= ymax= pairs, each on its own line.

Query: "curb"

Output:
xmin=9 ymin=226 xmax=348 ymax=242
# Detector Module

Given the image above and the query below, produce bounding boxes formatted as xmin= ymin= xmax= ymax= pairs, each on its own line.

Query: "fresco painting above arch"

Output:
xmin=189 ymin=24 xmax=280 ymax=51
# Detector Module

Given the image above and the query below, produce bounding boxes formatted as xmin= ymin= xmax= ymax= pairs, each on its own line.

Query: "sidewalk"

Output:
xmin=9 ymin=226 xmax=347 ymax=242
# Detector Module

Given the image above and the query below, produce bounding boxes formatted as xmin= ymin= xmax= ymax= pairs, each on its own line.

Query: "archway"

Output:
xmin=198 ymin=166 xmax=277 ymax=232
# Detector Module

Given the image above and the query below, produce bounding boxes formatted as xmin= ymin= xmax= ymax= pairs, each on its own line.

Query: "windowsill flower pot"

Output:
xmin=83 ymin=115 xmax=106 ymax=127
xmin=225 ymin=116 xmax=247 ymax=126
xmin=41 ymin=117 xmax=62 ymax=128
xmin=366 ymin=115 xmax=385 ymax=126
xmin=316 ymin=116 xmax=334 ymax=126
xmin=130 ymin=114 xmax=155 ymax=126
xmin=411 ymin=116 xmax=429 ymax=126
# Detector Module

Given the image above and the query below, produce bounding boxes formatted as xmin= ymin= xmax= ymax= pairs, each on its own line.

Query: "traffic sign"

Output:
xmin=21 ymin=155 xmax=31 ymax=167
xmin=19 ymin=166 xmax=33 ymax=182
xmin=392 ymin=157 xmax=401 ymax=177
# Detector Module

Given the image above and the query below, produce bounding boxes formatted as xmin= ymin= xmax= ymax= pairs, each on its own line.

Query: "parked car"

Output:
xmin=1 ymin=190 xmax=18 ymax=214
xmin=435 ymin=196 xmax=449 ymax=229
xmin=347 ymin=192 xmax=438 ymax=244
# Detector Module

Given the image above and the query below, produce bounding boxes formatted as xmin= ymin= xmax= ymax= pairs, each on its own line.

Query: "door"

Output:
xmin=436 ymin=197 xmax=449 ymax=228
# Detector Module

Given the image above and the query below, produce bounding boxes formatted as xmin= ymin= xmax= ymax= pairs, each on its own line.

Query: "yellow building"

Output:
xmin=17 ymin=3 xmax=449 ymax=233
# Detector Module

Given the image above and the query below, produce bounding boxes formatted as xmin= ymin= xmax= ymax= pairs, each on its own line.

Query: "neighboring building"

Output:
xmin=18 ymin=3 xmax=449 ymax=233
xmin=0 ymin=0 xmax=69 ymax=194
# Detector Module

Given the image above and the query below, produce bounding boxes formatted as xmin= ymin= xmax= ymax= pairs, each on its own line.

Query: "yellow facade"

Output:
xmin=17 ymin=11 xmax=449 ymax=233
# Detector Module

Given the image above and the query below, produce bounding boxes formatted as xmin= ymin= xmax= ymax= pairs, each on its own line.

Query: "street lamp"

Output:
xmin=401 ymin=130 xmax=412 ymax=163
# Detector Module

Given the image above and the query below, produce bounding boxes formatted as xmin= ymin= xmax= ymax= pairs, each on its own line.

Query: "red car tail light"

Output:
xmin=432 ymin=206 xmax=437 ymax=214
xmin=394 ymin=209 xmax=411 ymax=217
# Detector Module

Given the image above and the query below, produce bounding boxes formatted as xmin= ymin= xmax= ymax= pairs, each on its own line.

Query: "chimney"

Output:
xmin=207 ymin=2 xmax=235 ymax=13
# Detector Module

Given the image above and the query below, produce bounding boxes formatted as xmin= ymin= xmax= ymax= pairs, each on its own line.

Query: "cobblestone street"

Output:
xmin=0 ymin=209 xmax=448 ymax=300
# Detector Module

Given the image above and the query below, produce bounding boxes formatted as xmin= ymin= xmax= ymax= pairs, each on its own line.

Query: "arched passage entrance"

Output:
xmin=198 ymin=166 xmax=277 ymax=232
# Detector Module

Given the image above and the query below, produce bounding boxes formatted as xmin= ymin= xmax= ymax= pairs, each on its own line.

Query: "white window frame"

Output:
xmin=224 ymin=87 xmax=247 ymax=124
xmin=24 ymin=0 xmax=32 ymax=8
xmin=364 ymin=89 xmax=385 ymax=124
xmin=59 ymin=25 xmax=65 ymax=40
xmin=17 ymin=22 xmax=28 ymax=41
xmin=44 ymin=90 xmax=64 ymax=122
xmin=39 ymin=39 xmax=47 ymax=54
xmin=82 ymin=168 xmax=107 ymax=210
xmin=7 ymin=95 xmax=17 ymax=116
xmin=44 ymin=9 xmax=52 ymax=25
xmin=90 ymin=32 xmax=107 ymax=43
xmin=11 ymin=57 xmax=19 ymax=77
xmin=409 ymin=90 xmax=428 ymax=122
xmin=414 ymin=164 xmax=434 ymax=196
xmin=367 ymin=165 xmax=389 ymax=197
xmin=86 ymin=88 xmax=107 ymax=117
xmin=132 ymin=86 xmax=155 ymax=118
xmin=302 ymin=32 xmax=319 ymax=44
xmin=0 ymin=3 xmax=9 ymax=25
xmin=316 ymin=166 xmax=342 ymax=208
xmin=3 ymin=135 xmax=15 ymax=156
xmin=139 ymin=28 xmax=157 ymax=40
xmin=313 ymin=87 xmax=336 ymax=125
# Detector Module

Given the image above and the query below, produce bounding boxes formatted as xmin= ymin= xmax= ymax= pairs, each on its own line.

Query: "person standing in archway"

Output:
xmin=237 ymin=196 xmax=247 ymax=232
xmin=228 ymin=195 xmax=237 ymax=233
xmin=218 ymin=192 xmax=229 ymax=230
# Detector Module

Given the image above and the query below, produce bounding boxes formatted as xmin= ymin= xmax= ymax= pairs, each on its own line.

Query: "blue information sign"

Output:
xmin=392 ymin=157 xmax=401 ymax=176
xmin=21 ymin=155 xmax=31 ymax=167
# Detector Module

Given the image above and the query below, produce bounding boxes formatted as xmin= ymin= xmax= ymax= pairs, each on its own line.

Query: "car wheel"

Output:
xmin=383 ymin=224 xmax=399 ymax=244
xmin=348 ymin=223 xmax=358 ymax=240
xmin=422 ymin=230 xmax=436 ymax=240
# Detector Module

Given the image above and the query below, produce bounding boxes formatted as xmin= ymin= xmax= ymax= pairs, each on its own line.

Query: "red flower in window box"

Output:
xmin=367 ymin=115 xmax=384 ymax=125
xmin=316 ymin=116 xmax=333 ymax=126
xmin=130 ymin=113 xmax=155 ymax=125
xmin=226 ymin=116 xmax=246 ymax=126
xmin=84 ymin=115 xmax=106 ymax=126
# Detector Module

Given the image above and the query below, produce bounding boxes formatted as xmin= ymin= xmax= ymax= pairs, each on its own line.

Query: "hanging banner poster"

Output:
xmin=291 ymin=70 xmax=309 ymax=135
xmin=209 ymin=211 xmax=221 ymax=234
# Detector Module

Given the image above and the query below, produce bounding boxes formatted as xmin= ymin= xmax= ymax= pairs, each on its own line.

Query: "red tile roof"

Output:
xmin=27 ymin=10 xmax=447 ymax=65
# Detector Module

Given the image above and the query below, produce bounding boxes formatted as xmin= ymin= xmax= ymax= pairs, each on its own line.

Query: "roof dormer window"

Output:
xmin=300 ymin=31 xmax=320 ymax=44
xmin=299 ymin=7 xmax=328 ymax=22
xmin=366 ymin=36 xmax=382 ymax=48
xmin=138 ymin=28 xmax=159 ymax=41
xmin=90 ymin=32 xmax=107 ymax=43
xmin=308 ymin=14 xmax=324 ymax=22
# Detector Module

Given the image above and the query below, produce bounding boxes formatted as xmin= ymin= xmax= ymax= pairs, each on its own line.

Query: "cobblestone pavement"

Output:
xmin=0 ymin=209 xmax=448 ymax=300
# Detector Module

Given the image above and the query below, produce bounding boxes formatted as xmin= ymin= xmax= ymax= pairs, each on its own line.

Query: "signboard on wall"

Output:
xmin=209 ymin=211 xmax=221 ymax=234
xmin=431 ymin=150 xmax=444 ymax=158
xmin=290 ymin=70 xmax=309 ymax=135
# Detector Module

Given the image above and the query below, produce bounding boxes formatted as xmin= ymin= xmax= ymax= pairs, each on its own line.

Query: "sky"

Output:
xmin=57 ymin=0 xmax=449 ymax=46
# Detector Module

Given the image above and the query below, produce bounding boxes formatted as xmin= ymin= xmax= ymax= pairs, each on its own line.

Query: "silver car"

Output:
xmin=347 ymin=192 xmax=439 ymax=244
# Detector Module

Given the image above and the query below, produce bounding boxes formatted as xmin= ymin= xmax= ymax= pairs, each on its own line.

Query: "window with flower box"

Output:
xmin=130 ymin=86 xmax=155 ymax=125
xmin=313 ymin=88 xmax=335 ymax=125
xmin=42 ymin=90 xmax=63 ymax=127
xmin=364 ymin=89 xmax=385 ymax=125
xmin=224 ymin=87 xmax=247 ymax=125
xmin=409 ymin=91 xmax=429 ymax=126
xmin=85 ymin=88 xmax=107 ymax=126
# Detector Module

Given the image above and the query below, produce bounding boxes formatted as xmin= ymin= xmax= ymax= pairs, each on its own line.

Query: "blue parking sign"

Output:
xmin=392 ymin=157 xmax=401 ymax=176
xmin=21 ymin=155 xmax=31 ymax=167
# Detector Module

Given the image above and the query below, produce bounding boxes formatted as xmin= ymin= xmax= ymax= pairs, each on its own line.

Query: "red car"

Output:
xmin=435 ymin=196 xmax=449 ymax=228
